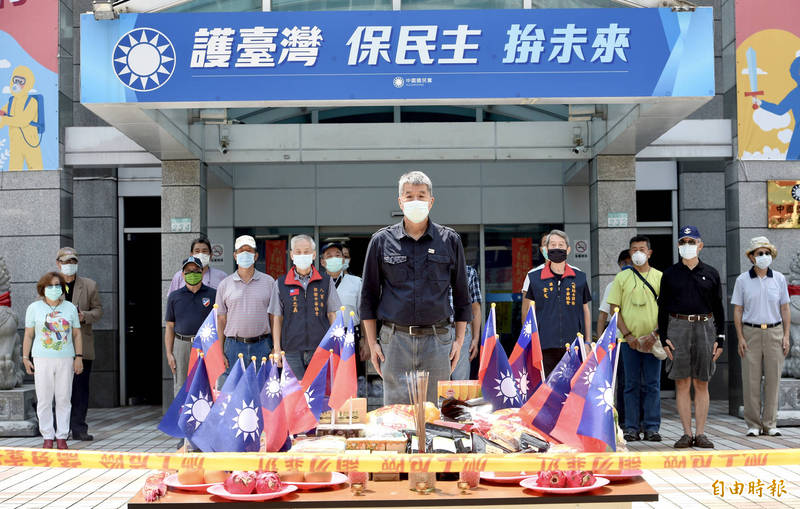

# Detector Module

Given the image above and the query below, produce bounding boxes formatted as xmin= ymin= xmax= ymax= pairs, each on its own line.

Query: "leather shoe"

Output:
xmin=43 ymin=439 xmax=53 ymax=449
xmin=56 ymin=439 xmax=68 ymax=450
xmin=72 ymin=431 xmax=93 ymax=441
xmin=643 ymin=430 xmax=662 ymax=442
xmin=623 ymin=429 xmax=640 ymax=442
xmin=674 ymin=434 xmax=693 ymax=448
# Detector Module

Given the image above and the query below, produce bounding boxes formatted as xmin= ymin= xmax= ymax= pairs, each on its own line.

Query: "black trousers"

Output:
xmin=70 ymin=359 xmax=92 ymax=434
xmin=542 ymin=348 xmax=566 ymax=378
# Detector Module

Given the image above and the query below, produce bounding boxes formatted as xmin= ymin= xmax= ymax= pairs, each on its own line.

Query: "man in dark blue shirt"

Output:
xmin=523 ymin=230 xmax=592 ymax=377
xmin=361 ymin=171 xmax=471 ymax=404
xmin=165 ymin=256 xmax=217 ymax=397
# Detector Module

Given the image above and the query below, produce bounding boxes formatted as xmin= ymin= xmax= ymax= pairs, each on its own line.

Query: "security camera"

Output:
xmin=572 ymin=145 xmax=586 ymax=154
xmin=219 ymin=137 xmax=230 ymax=155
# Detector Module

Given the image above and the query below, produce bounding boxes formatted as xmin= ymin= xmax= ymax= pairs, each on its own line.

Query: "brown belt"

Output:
xmin=670 ymin=313 xmax=713 ymax=322
xmin=174 ymin=333 xmax=194 ymax=342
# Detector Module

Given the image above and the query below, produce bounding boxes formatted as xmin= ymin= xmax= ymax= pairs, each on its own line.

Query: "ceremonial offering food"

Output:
xmin=255 ymin=472 xmax=284 ymax=494
xmin=204 ymin=471 xmax=228 ymax=484
xmin=304 ymin=472 xmax=333 ymax=483
xmin=565 ymin=470 xmax=597 ymax=488
xmin=177 ymin=468 xmax=205 ymax=485
xmin=277 ymin=471 xmax=304 ymax=482
xmin=348 ymin=471 xmax=368 ymax=485
xmin=536 ymin=470 xmax=567 ymax=488
xmin=224 ymin=471 xmax=257 ymax=494
xmin=459 ymin=470 xmax=480 ymax=488
xmin=143 ymin=472 xmax=168 ymax=502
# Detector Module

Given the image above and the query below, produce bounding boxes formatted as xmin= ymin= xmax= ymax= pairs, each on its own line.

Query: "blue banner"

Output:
xmin=80 ymin=8 xmax=713 ymax=105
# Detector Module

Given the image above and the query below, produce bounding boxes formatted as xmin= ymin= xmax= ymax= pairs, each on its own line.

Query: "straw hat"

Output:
xmin=745 ymin=236 xmax=777 ymax=258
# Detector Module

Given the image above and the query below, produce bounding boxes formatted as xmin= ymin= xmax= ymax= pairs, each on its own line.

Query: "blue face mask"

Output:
xmin=236 ymin=251 xmax=255 ymax=268
xmin=44 ymin=285 xmax=62 ymax=301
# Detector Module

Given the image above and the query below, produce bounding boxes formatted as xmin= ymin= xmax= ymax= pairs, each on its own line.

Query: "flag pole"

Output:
xmin=611 ymin=308 xmax=621 ymax=396
xmin=349 ymin=311 xmax=355 ymax=426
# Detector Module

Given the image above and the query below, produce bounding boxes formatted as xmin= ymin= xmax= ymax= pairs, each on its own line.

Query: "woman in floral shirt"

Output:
xmin=23 ymin=272 xmax=83 ymax=449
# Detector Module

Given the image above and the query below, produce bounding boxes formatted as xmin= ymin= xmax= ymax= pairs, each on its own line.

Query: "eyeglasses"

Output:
xmin=678 ymin=239 xmax=698 ymax=245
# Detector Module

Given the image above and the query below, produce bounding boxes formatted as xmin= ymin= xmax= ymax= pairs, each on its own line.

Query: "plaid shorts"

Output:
xmin=665 ymin=316 xmax=717 ymax=381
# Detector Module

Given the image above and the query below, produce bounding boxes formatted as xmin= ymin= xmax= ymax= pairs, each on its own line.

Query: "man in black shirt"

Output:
xmin=360 ymin=171 xmax=471 ymax=404
xmin=657 ymin=226 xmax=724 ymax=449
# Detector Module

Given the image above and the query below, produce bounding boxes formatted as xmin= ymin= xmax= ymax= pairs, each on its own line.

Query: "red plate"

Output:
xmin=601 ymin=470 xmax=643 ymax=481
xmin=520 ymin=476 xmax=610 ymax=494
xmin=284 ymin=472 xmax=349 ymax=490
xmin=480 ymin=472 xmax=537 ymax=484
xmin=207 ymin=484 xmax=297 ymax=501
xmin=164 ymin=473 xmax=221 ymax=492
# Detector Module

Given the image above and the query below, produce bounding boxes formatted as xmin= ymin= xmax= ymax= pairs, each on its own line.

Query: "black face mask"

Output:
xmin=547 ymin=248 xmax=567 ymax=263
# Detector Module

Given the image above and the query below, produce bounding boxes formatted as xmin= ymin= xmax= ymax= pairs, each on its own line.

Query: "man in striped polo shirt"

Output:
xmin=215 ymin=235 xmax=275 ymax=381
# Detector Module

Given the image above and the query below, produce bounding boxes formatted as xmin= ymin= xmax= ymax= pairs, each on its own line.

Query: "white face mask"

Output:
xmin=402 ymin=200 xmax=430 ymax=224
xmin=194 ymin=253 xmax=210 ymax=267
xmin=60 ymin=263 xmax=78 ymax=276
xmin=631 ymin=251 xmax=647 ymax=267
xmin=755 ymin=254 xmax=772 ymax=269
xmin=293 ymin=254 xmax=314 ymax=271
xmin=678 ymin=244 xmax=698 ymax=260
xmin=324 ymin=257 xmax=343 ymax=274
xmin=342 ymin=258 xmax=350 ymax=271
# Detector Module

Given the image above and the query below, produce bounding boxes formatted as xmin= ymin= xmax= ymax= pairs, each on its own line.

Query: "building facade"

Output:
xmin=1 ymin=0 xmax=796 ymax=417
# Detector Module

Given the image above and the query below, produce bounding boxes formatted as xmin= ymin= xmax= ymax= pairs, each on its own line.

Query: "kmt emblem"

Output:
xmin=112 ymin=28 xmax=176 ymax=92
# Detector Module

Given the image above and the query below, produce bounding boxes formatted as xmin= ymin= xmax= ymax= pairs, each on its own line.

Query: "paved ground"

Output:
xmin=0 ymin=400 xmax=797 ymax=508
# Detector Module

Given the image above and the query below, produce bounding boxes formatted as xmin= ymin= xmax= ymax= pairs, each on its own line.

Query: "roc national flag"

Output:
xmin=329 ymin=312 xmax=358 ymax=412
xmin=550 ymin=312 xmax=618 ymax=451
xmin=158 ymin=353 xmax=202 ymax=438
xmin=256 ymin=356 xmax=269 ymax=390
xmin=188 ymin=305 xmax=226 ymax=396
xmin=211 ymin=360 xmax=263 ymax=453
xmin=519 ymin=335 xmax=584 ymax=442
xmin=190 ymin=355 xmax=246 ymax=452
xmin=281 ymin=353 xmax=319 ymax=435
xmin=478 ymin=304 xmax=520 ymax=410
xmin=304 ymin=356 xmax=331 ymax=420
xmin=301 ymin=309 xmax=346 ymax=391
xmin=508 ymin=305 xmax=545 ymax=404
xmin=177 ymin=354 xmax=213 ymax=443
xmin=260 ymin=358 xmax=288 ymax=452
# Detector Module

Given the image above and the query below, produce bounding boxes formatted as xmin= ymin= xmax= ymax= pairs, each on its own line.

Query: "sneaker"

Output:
xmin=623 ymin=429 xmax=640 ymax=442
xmin=746 ymin=428 xmax=760 ymax=437
xmin=42 ymin=439 xmax=53 ymax=449
xmin=693 ymin=434 xmax=714 ymax=448
xmin=643 ymin=430 xmax=662 ymax=442
xmin=56 ymin=439 xmax=68 ymax=450
xmin=674 ymin=434 xmax=693 ymax=448
xmin=765 ymin=428 xmax=782 ymax=437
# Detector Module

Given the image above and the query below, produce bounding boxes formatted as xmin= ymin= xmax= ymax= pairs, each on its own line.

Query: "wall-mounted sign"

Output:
xmin=211 ymin=243 xmax=224 ymax=263
xmin=80 ymin=8 xmax=714 ymax=106
xmin=170 ymin=217 xmax=192 ymax=232
xmin=0 ymin=0 xmax=59 ymax=171
xmin=607 ymin=212 xmax=628 ymax=228
xmin=735 ymin=0 xmax=800 ymax=161
xmin=767 ymin=180 xmax=800 ymax=228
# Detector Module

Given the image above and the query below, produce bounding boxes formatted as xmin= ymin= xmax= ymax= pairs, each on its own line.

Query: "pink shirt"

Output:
xmin=215 ymin=269 xmax=275 ymax=338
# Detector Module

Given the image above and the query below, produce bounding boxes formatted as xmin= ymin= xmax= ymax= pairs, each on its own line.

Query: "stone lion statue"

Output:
xmin=785 ymin=252 xmax=800 ymax=378
xmin=0 ymin=257 xmax=23 ymax=389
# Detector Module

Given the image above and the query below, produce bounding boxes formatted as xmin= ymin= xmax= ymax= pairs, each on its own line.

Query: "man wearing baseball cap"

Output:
xmin=164 ymin=256 xmax=217 ymax=398
xmin=56 ymin=247 xmax=103 ymax=442
xmin=731 ymin=236 xmax=790 ymax=437
xmin=657 ymin=226 xmax=725 ymax=449
xmin=215 ymin=235 xmax=276 ymax=377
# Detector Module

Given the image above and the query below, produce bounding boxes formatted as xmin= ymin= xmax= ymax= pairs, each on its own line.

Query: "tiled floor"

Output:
xmin=0 ymin=401 xmax=797 ymax=508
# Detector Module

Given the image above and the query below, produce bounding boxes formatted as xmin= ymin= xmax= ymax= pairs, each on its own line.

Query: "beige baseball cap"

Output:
xmin=57 ymin=247 xmax=79 ymax=262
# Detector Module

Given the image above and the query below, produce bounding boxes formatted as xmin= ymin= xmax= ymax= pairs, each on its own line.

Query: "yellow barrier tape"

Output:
xmin=0 ymin=448 xmax=798 ymax=473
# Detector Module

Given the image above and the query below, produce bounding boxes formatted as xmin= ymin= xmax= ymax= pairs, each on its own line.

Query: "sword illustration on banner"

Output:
xmin=744 ymin=47 xmax=764 ymax=109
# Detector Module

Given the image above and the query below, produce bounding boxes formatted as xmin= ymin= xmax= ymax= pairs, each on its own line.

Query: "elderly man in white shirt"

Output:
xmin=731 ymin=236 xmax=791 ymax=438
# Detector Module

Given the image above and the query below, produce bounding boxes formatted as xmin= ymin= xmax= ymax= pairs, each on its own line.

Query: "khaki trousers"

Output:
xmin=741 ymin=325 xmax=785 ymax=431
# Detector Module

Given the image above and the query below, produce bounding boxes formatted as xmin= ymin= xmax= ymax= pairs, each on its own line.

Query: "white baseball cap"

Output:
xmin=234 ymin=235 xmax=256 ymax=250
